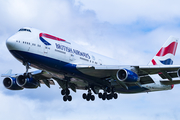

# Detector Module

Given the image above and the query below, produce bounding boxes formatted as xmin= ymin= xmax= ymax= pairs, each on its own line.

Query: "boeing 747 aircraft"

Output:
xmin=2 ymin=27 xmax=180 ymax=102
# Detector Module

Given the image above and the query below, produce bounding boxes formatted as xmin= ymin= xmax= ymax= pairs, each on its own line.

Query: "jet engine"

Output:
xmin=116 ymin=69 xmax=139 ymax=83
xmin=3 ymin=77 xmax=24 ymax=90
xmin=16 ymin=75 xmax=39 ymax=88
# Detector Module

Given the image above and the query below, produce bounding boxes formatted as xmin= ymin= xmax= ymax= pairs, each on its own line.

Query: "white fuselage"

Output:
xmin=7 ymin=28 xmax=120 ymax=66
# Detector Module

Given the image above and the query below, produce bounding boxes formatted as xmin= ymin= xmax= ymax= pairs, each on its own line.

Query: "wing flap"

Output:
xmin=160 ymin=79 xmax=180 ymax=85
xmin=158 ymin=72 xmax=178 ymax=79
xmin=138 ymin=65 xmax=180 ymax=75
xmin=140 ymin=75 xmax=155 ymax=84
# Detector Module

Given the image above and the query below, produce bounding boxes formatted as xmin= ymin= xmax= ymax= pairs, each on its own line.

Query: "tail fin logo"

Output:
xmin=156 ymin=42 xmax=178 ymax=57
xmin=156 ymin=41 xmax=178 ymax=65
xmin=39 ymin=33 xmax=69 ymax=46
xmin=151 ymin=59 xmax=157 ymax=65
xmin=149 ymin=36 xmax=178 ymax=66
xmin=160 ymin=59 xmax=173 ymax=65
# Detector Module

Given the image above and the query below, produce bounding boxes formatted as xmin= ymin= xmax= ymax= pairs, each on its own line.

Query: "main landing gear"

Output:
xmin=98 ymin=87 xmax=118 ymax=101
xmin=81 ymin=86 xmax=118 ymax=101
xmin=61 ymin=89 xmax=72 ymax=101
xmin=82 ymin=88 xmax=95 ymax=101
xmin=61 ymin=77 xmax=72 ymax=102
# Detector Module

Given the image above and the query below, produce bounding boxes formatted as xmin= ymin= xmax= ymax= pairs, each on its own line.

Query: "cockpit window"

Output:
xmin=19 ymin=28 xmax=31 ymax=32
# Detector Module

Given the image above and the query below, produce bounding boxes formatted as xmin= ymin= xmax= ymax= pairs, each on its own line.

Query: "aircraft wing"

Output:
xmin=76 ymin=64 xmax=180 ymax=85
xmin=1 ymin=69 xmax=87 ymax=91
xmin=2 ymin=64 xmax=180 ymax=91
xmin=77 ymin=64 xmax=180 ymax=77
xmin=1 ymin=70 xmax=55 ymax=88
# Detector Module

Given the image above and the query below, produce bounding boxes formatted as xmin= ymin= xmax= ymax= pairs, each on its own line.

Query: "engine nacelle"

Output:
xmin=17 ymin=75 xmax=39 ymax=88
xmin=3 ymin=77 xmax=24 ymax=90
xmin=116 ymin=69 xmax=139 ymax=83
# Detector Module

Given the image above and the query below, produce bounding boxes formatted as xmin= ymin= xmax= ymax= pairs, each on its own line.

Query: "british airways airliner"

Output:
xmin=2 ymin=27 xmax=180 ymax=102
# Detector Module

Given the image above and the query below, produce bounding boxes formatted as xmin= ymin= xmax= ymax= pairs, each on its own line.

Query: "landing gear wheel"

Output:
xmin=102 ymin=95 xmax=106 ymax=100
xmin=61 ymin=89 xmax=65 ymax=95
xmin=82 ymin=93 xmax=87 ymax=99
xmin=113 ymin=93 xmax=118 ymax=99
xmin=98 ymin=93 xmax=102 ymax=98
xmin=107 ymin=94 xmax=110 ymax=100
xmin=68 ymin=95 xmax=72 ymax=101
xmin=103 ymin=93 xmax=107 ymax=98
xmin=109 ymin=94 xmax=113 ymax=99
xmin=63 ymin=96 xmax=67 ymax=102
xmin=91 ymin=95 xmax=95 ymax=101
xmin=86 ymin=95 xmax=90 ymax=101
xmin=102 ymin=93 xmax=107 ymax=100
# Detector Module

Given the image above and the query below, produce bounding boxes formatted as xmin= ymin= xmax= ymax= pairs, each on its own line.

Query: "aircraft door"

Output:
xmin=38 ymin=38 xmax=50 ymax=56
xmin=69 ymin=54 xmax=75 ymax=62
xmin=99 ymin=59 xmax=103 ymax=65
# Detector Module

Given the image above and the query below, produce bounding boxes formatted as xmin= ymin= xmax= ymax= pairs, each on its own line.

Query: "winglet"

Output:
xmin=148 ymin=36 xmax=179 ymax=65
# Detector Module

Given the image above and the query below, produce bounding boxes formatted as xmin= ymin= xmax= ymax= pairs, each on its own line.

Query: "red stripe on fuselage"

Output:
xmin=156 ymin=42 xmax=178 ymax=57
xmin=39 ymin=33 xmax=66 ymax=42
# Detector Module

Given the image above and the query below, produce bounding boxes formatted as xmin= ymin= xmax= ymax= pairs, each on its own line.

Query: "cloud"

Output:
xmin=75 ymin=0 xmax=180 ymax=24
xmin=1 ymin=0 xmax=180 ymax=120
xmin=0 ymin=88 xmax=180 ymax=120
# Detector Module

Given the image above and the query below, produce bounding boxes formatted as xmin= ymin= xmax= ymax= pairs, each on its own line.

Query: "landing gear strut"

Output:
xmin=23 ymin=62 xmax=31 ymax=78
xmin=61 ymin=77 xmax=72 ymax=102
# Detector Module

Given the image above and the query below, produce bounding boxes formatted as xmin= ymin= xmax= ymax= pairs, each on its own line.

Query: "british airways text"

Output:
xmin=55 ymin=43 xmax=90 ymax=59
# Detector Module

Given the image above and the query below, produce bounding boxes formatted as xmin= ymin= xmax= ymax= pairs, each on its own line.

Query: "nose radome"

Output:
xmin=6 ymin=36 xmax=16 ymax=50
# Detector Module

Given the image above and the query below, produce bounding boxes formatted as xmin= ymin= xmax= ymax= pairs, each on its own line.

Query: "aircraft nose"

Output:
xmin=6 ymin=36 xmax=16 ymax=50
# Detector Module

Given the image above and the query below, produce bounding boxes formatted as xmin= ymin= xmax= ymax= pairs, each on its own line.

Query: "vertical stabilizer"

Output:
xmin=148 ymin=36 xmax=178 ymax=65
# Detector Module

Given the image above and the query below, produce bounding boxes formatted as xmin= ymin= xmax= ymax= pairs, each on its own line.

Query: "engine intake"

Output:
xmin=116 ymin=69 xmax=139 ymax=83
xmin=3 ymin=77 xmax=23 ymax=90
xmin=17 ymin=75 xmax=39 ymax=88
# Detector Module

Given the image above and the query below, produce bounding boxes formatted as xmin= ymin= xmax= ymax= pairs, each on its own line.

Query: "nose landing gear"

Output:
xmin=21 ymin=62 xmax=32 ymax=79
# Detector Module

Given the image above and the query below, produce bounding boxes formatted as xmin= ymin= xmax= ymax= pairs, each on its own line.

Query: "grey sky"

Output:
xmin=1 ymin=0 xmax=180 ymax=120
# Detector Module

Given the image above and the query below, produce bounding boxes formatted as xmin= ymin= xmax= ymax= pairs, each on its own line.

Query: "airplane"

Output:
xmin=2 ymin=27 xmax=180 ymax=102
